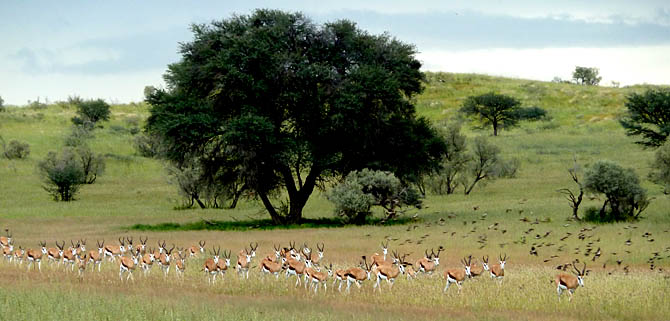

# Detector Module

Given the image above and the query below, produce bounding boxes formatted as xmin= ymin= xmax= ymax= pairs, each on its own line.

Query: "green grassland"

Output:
xmin=0 ymin=72 xmax=669 ymax=320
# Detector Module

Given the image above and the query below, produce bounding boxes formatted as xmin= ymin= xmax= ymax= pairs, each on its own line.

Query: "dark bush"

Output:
xmin=2 ymin=138 xmax=30 ymax=159
xmin=72 ymin=98 xmax=110 ymax=126
xmin=74 ymin=145 xmax=105 ymax=184
xmin=133 ymin=133 xmax=164 ymax=158
xmin=584 ymin=160 xmax=650 ymax=221
xmin=515 ymin=107 xmax=550 ymax=121
xmin=37 ymin=149 xmax=86 ymax=201
xmin=64 ymin=125 xmax=94 ymax=147
xmin=583 ymin=206 xmax=615 ymax=223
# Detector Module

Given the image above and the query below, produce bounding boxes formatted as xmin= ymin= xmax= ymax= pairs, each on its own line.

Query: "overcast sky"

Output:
xmin=1 ymin=1 xmax=669 ymax=105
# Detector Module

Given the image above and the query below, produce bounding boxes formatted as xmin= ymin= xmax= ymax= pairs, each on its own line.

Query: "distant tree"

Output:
xmin=583 ymin=160 xmax=650 ymax=221
xmin=74 ymin=145 xmax=105 ymax=184
xmin=0 ymin=95 xmax=4 ymax=112
xmin=67 ymin=95 xmax=83 ymax=107
xmin=426 ymin=123 xmax=469 ymax=195
xmin=145 ymin=10 xmax=446 ymax=224
xmin=462 ymin=137 xmax=501 ymax=195
xmin=328 ymin=169 xmax=422 ymax=224
xmin=72 ymin=99 xmax=110 ymax=127
xmin=649 ymin=141 xmax=670 ymax=194
xmin=514 ymin=106 xmax=549 ymax=121
xmin=572 ymin=66 xmax=601 ymax=86
xmin=620 ymin=88 xmax=670 ymax=147
xmin=143 ymin=86 xmax=157 ymax=99
xmin=1 ymin=138 xmax=30 ymax=159
xmin=460 ymin=92 xmax=522 ymax=136
xmin=37 ymin=149 xmax=86 ymax=201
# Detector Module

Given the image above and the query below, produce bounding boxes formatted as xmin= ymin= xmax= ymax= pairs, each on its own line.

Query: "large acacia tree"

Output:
xmin=146 ymin=10 xmax=445 ymax=224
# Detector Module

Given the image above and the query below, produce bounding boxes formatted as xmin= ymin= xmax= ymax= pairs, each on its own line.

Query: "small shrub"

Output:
xmin=583 ymin=206 xmax=615 ymax=223
xmin=28 ymin=99 xmax=48 ymax=110
xmin=0 ymin=96 xmax=4 ymax=112
xmin=496 ymin=157 xmax=521 ymax=178
xmin=37 ymin=149 xmax=86 ymax=201
xmin=75 ymin=145 xmax=105 ymax=184
xmin=64 ymin=125 xmax=94 ymax=147
xmin=584 ymin=160 xmax=650 ymax=221
xmin=133 ymin=133 xmax=164 ymax=158
xmin=515 ymin=106 xmax=550 ymax=121
xmin=108 ymin=125 xmax=128 ymax=134
xmin=72 ymin=98 xmax=110 ymax=126
xmin=129 ymin=127 xmax=140 ymax=135
xmin=649 ymin=141 xmax=670 ymax=193
xmin=2 ymin=139 xmax=30 ymax=159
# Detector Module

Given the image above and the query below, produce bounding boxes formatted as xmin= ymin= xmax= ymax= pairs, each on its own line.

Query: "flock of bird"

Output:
xmin=2 ymin=211 xmax=668 ymax=302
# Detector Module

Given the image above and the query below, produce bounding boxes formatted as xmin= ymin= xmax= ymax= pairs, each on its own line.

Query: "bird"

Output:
xmin=530 ymin=246 xmax=538 ymax=256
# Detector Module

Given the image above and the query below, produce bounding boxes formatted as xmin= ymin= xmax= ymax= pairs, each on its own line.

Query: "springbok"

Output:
xmin=140 ymin=247 xmax=156 ymax=276
xmin=47 ymin=241 xmax=64 ymax=266
xmin=469 ymin=256 xmax=487 ymax=279
xmin=119 ymin=252 xmax=139 ymax=281
xmin=345 ymin=256 xmax=373 ymax=293
xmin=371 ymin=241 xmax=390 ymax=270
xmin=203 ymin=247 xmax=221 ymax=284
xmin=189 ymin=240 xmax=206 ymax=258
xmin=309 ymin=263 xmax=333 ymax=293
xmin=104 ymin=237 xmax=125 ymax=262
xmin=236 ymin=247 xmax=252 ymax=279
xmin=0 ymin=229 xmax=12 ymax=247
xmin=77 ymin=254 xmax=88 ymax=278
xmin=284 ymin=249 xmax=309 ymax=287
xmin=62 ymin=241 xmax=79 ymax=271
xmin=216 ymin=250 xmax=232 ymax=279
xmin=135 ymin=236 xmax=148 ymax=255
xmin=26 ymin=241 xmax=47 ymax=271
xmin=158 ymin=243 xmax=175 ymax=277
xmin=175 ymin=252 xmax=186 ymax=279
xmin=556 ymin=262 xmax=587 ymax=301
xmin=260 ymin=253 xmax=284 ymax=279
xmin=443 ymin=256 xmax=472 ymax=293
xmin=373 ymin=252 xmax=407 ymax=293
xmin=417 ymin=248 xmax=442 ymax=275
xmin=3 ymin=243 xmax=14 ymax=262
xmin=87 ymin=240 xmax=104 ymax=272
xmin=13 ymin=246 xmax=25 ymax=265
xmin=311 ymin=243 xmax=325 ymax=266
xmin=489 ymin=253 xmax=507 ymax=282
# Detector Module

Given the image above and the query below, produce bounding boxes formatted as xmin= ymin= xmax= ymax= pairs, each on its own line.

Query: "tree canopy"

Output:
xmin=620 ymin=88 xmax=670 ymax=147
xmin=145 ymin=10 xmax=445 ymax=224
xmin=572 ymin=66 xmax=601 ymax=86
xmin=460 ymin=92 xmax=521 ymax=136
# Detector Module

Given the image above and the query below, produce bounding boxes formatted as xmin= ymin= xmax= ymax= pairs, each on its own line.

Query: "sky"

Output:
xmin=1 ymin=1 xmax=669 ymax=105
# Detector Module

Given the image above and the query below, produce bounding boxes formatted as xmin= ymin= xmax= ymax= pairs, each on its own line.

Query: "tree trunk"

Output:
xmin=258 ymin=191 xmax=284 ymax=224
xmin=194 ymin=195 xmax=206 ymax=209
xmin=493 ymin=120 xmax=498 ymax=136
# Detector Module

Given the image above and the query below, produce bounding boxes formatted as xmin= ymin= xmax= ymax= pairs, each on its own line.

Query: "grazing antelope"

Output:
xmin=140 ymin=248 xmax=156 ymax=276
xmin=87 ymin=240 xmax=104 ymax=272
xmin=175 ymin=252 xmax=186 ymax=279
xmin=405 ymin=265 xmax=417 ymax=280
xmin=263 ymin=243 xmax=282 ymax=263
xmin=2 ymin=243 xmax=14 ymax=262
xmin=236 ymin=247 xmax=253 ymax=279
xmin=119 ymin=252 xmax=139 ymax=281
xmin=443 ymin=256 xmax=472 ymax=293
xmin=26 ymin=241 xmax=47 ymax=271
xmin=489 ymin=253 xmax=507 ymax=282
xmin=556 ymin=262 xmax=587 ymax=301
xmin=203 ymin=247 xmax=221 ymax=284
xmin=216 ymin=250 xmax=232 ymax=279
xmin=333 ymin=266 xmax=349 ymax=292
xmin=158 ymin=243 xmax=175 ymax=277
xmin=309 ymin=263 xmax=333 ymax=293
xmin=373 ymin=252 xmax=407 ymax=293
xmin=414 ymin=249 xmax=433 ymax=274
xmin=302 ymin=252 xmax=318 ymax=289
xmin=135 ymin=236 xmax=148 ymax=255
xmin=13 ymin=246 xmax=25 ymax=265
xmin=345 ymin=256 xmax=372 ymax=293
xmin=47 ymin=241 xmax=65 ymax=266
xmin=189 ymin=240 xmax=206 ymax=258
xmin=104 ymin=237 xmax=126 ymax=262
xmin=0 ymin=229 xmax=12 ymax=247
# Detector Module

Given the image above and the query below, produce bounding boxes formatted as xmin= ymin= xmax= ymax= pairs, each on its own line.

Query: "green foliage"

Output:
xmin=72 ymin=98 xmax=110 ymax=126
xmin=329 ymin=169 xmax=422 ymax=223
xmin=620 ymin=88 xmax=670 ymax=147
xmin=459 ymin=92 xmax=522 ymax=136
xmin=583 ymin=160 xmax=650 ymax=221
xmin=649 ymin=141 xmax=670 ymax=193
xmin=582 ymin=206 xmax=616 ymax=223
xmin=37 ymin=149 xmax=86 ymax=201
xmin=514 ymin=106 xmax=550 ymax=121
xmin=572 ymin=66 xmax=602 ymax=85
xmin=1 ymin=137 xmax=30 ymax=159
xmin=64 ymin=125 xmax=94 ymax=147
xmin=0 ymin=95 xmax=4 ymax=112
xmin=146 ymin=9 xmax=445 ymax=224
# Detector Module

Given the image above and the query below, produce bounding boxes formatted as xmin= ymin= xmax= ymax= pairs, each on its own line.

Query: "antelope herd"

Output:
xmin=0 ymin=229 xmax=591 ymax=300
